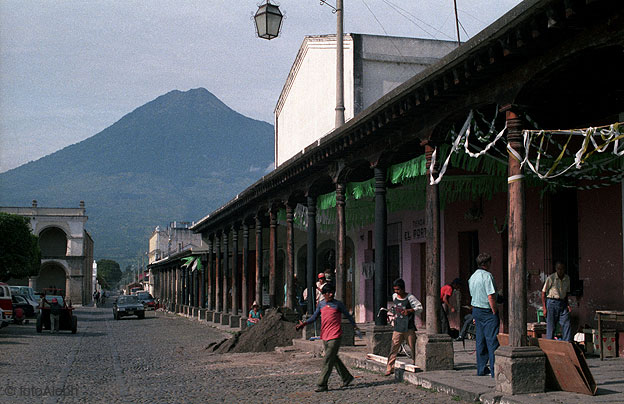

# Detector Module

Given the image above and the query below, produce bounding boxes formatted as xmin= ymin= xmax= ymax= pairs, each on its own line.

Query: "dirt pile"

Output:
xmin=207 ymin=308 xmax=301 ymax=354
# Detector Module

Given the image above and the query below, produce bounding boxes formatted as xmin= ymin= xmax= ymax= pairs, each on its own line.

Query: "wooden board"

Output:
xmin=366 ymin=353 xmax=419 ymax=373
xmin=537 ymin=338 xmax=597 ymax=395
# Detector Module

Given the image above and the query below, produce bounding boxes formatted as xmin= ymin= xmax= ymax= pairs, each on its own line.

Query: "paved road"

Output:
xmin=1 ymin=306 xmax=469 ymax=403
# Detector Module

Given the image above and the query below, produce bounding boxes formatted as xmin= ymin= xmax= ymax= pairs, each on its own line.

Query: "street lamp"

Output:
xmin=254 ymin=0 xmax=345 ymax=127
xmin=254 ymin=1 xmax=283 ymax=40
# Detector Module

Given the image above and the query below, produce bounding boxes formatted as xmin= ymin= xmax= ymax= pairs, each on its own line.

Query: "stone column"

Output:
xmin=255 ymin=215 xmax=263 ymax=306
xmin=335 ymin=182 xmax=347 ymax=303
xmin=416 ymin=142 xmax=454 ymax=371
xmin=366 ymin=166 xmax=394 ymax=354
xmin=215 ymin=233 xmax=222 ymax=313
xmin=232 ymin=224 xmax=239 ymax=315
xmin=242 ymin=222 xmax=250 ymax=317
xmin=269 ymin=208 xmax=278 ymax=307
xmin=285 ymin=203 xmax=295 ymax=310
xmin=306 ymin=195 xmax=317 ymax=316
xmin=222 ymin=229 xmax=229 ymax=314
xmin=373 ymin=166 xmax=388 ymax=326
xmin=198 ymin=257 xmax=204 ymax=308
xmin=208 ymin=236 xmax=214 ymax=311
xmin=495 ymin=107 xmax=545 ymax=394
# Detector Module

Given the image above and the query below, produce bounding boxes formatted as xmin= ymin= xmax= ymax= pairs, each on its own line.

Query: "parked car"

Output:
xmin=113 ymin=295 xmax=145 ymax=320
xmin=9 ymin=286 xmax=39 ymax=316
xmin=12 ymin=295 xmax=35 ymax=318
xmin=0 ymin=282 xmax=13 ymax=319
xmin=135 ymin=292 xmax=155 ymax=310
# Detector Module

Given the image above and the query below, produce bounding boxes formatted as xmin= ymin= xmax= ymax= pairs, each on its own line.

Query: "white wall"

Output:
xmin=275 ymin=34 xmax=458 ymax=167
xmin=275 ymin=35 xmax=355 ymax=167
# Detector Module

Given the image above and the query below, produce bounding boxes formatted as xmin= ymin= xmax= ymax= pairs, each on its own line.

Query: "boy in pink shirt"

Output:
xmin=296 ymin=283 xmax=360 ymax=392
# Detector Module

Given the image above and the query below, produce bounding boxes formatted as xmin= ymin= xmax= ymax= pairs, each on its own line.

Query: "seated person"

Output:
xmin=247 ymin=301 xmax=262 ymax=327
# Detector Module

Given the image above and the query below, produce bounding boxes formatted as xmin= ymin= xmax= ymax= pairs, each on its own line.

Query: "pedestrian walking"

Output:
xmin=385 ymin=278 xmax=422 ymax=376
xmin=295 ymin=283 xmax=360 ymax=392
xmin=49 ymin=298 xmax=62 ymax=333
xmin=541 ymin=261 xmax=572 ymax=341
xmin=468 ymin=252 xmax=500 ymax=377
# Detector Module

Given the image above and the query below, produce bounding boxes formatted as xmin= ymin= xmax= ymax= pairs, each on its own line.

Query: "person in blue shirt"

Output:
xmin=468 ymin=252 xmax=500 ymax=378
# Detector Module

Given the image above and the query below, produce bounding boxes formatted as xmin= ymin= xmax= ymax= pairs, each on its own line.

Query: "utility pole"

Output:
xmin=453 ymin=0 xmax=461 ymax=45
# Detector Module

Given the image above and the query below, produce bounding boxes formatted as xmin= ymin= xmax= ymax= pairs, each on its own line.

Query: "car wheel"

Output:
xmin=138 ymin=312 xmax=145 ymax=319
xmin=71 ymin=316 xmax=77 ymax=334
xmin=36 ymin=315 xmax=42 ymax=333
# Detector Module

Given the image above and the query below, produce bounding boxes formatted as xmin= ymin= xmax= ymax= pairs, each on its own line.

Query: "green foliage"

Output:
xmin=97 ymin=259 xmax=122 ymax=288
xmin=0 ymin=213 xmax=41 ymax=281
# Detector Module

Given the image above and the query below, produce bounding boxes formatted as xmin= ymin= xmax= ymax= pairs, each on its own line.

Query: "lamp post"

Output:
xmin=254 ymin=0 xmax=345 ymax=128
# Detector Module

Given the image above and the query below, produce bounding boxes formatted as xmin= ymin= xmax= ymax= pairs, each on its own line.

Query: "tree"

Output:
xmin=97 ymin=259 xmax=122 ymax=289
xmin=0 ymin=213 xmax=41 ymax=282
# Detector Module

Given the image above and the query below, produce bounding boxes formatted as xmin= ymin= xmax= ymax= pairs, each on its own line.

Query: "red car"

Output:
xmin=0 ymin=283 xmax=13 ymax=319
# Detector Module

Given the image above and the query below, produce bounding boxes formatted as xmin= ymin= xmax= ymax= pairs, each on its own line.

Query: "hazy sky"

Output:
xmin=0 ymin=0 xmax=521 ymax=173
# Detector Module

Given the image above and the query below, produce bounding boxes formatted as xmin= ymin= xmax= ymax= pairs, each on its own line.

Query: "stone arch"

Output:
xmin=38 ymin=261 xmax=69 ymax=293
xmin=38 ymin=226 xmax=68 ymax=257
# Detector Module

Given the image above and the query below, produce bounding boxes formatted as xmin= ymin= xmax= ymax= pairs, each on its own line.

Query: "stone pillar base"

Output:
xmin=205 ymin=311 xmax=213 ymax=322
xmin=302 ymin=320 xmax=320 ymax=340
xmin=175 ymin=304 xmax=181 ymax=313
xmin=198 ymin=308 xmax=206 ymax=321
xmin=495 ymin=346 xmax=545 ymax=395
xmin=341 ymin=319 xmax=355 ymax=346
xmin=230 ymin=315 xmax=240 ymax=328
xmin=416 ymin=332 xmax=454 ymax=371
xmin=240 ymin=318 xmax=247 ymax=330
xmin=192 ymin=307 xmax=199 ymax=318
xmin=213 ymin=312 xmax=221 ymax=324
xmin=221 ymin=313 xmax=231 ymax=326
xmin=365 ymin=324 xmax=394 ymax=356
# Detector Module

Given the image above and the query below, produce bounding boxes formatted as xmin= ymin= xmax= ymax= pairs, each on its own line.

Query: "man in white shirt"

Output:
xmin=385 ymin=278 xmax=423 ymax=376
xmin=541 ymin=261 xmax=572 ymax=341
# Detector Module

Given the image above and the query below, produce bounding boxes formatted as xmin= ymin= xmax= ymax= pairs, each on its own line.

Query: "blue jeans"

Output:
xmin=546 ymin=298 xmax=571 ymax=342
xmin=473 ymin=307 xmax=500 ymax=377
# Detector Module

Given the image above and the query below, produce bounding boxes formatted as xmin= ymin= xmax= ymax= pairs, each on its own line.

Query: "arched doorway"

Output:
xmin=39 ymin=227 xmax=67 ymax=257
xmin=38 ymin=263 xmax=67 ymax=294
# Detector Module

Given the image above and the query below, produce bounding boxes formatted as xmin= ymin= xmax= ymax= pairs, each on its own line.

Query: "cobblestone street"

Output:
xmin=1 ymin=306 xmax=470 ymax=404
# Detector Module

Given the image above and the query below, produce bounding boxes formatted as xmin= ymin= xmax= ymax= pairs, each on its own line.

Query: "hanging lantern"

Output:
xmin=254 ymin=1 xmax=283 ymax=40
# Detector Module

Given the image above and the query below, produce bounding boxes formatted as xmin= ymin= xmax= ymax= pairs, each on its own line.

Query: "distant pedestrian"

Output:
xmin=295 ymin=283 xmax=359 ymax=392
xmin=468 ymin=253 xmax=499 ymax=378
xmin=94 ymin=291 xmax=100 ymax=305
xmin=247 ymin=301 xmax=263 ymax=327
xmin=440 ymin=278 xmax=461 ymax=336
xmin=49 ymin=298 xmax=62 ymax=333
xmin=385 ymin=278 xmax=422 ymax=376
xmin=541 ymin=261 xmax=572 ymax=342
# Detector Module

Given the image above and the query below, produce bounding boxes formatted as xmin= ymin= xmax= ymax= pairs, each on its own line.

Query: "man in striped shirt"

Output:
xmin=296 ymin=283 xmax=360 ymax=392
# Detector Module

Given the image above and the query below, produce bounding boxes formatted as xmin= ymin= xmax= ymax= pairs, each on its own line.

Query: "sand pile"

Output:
xmin=207 ymin=308 xmax=301 ymax=354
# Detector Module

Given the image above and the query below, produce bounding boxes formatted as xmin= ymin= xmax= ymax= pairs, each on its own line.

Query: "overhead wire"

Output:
xmin=380 ymin=0 xmax=456 ymax=42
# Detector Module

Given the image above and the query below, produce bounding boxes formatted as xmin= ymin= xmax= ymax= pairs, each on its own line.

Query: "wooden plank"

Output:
xmin=366 ymin=353 xmax=419 ymax=373
xmin=537 ymin=338 xmax=597 ymax=395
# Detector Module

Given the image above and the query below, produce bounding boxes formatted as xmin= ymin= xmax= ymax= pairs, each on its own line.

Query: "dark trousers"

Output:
xmin=318 ymin=338 xmax=351 ymax=387
xmin=459 ymin=314 xmax=474 ymax=339
xmin=441 ymin=303 xmax=451 ymax=335
xmin=473 ymin=307 xmax=499 ymax=377
xmin=546 ymin=298 xmax=571 ymax=342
